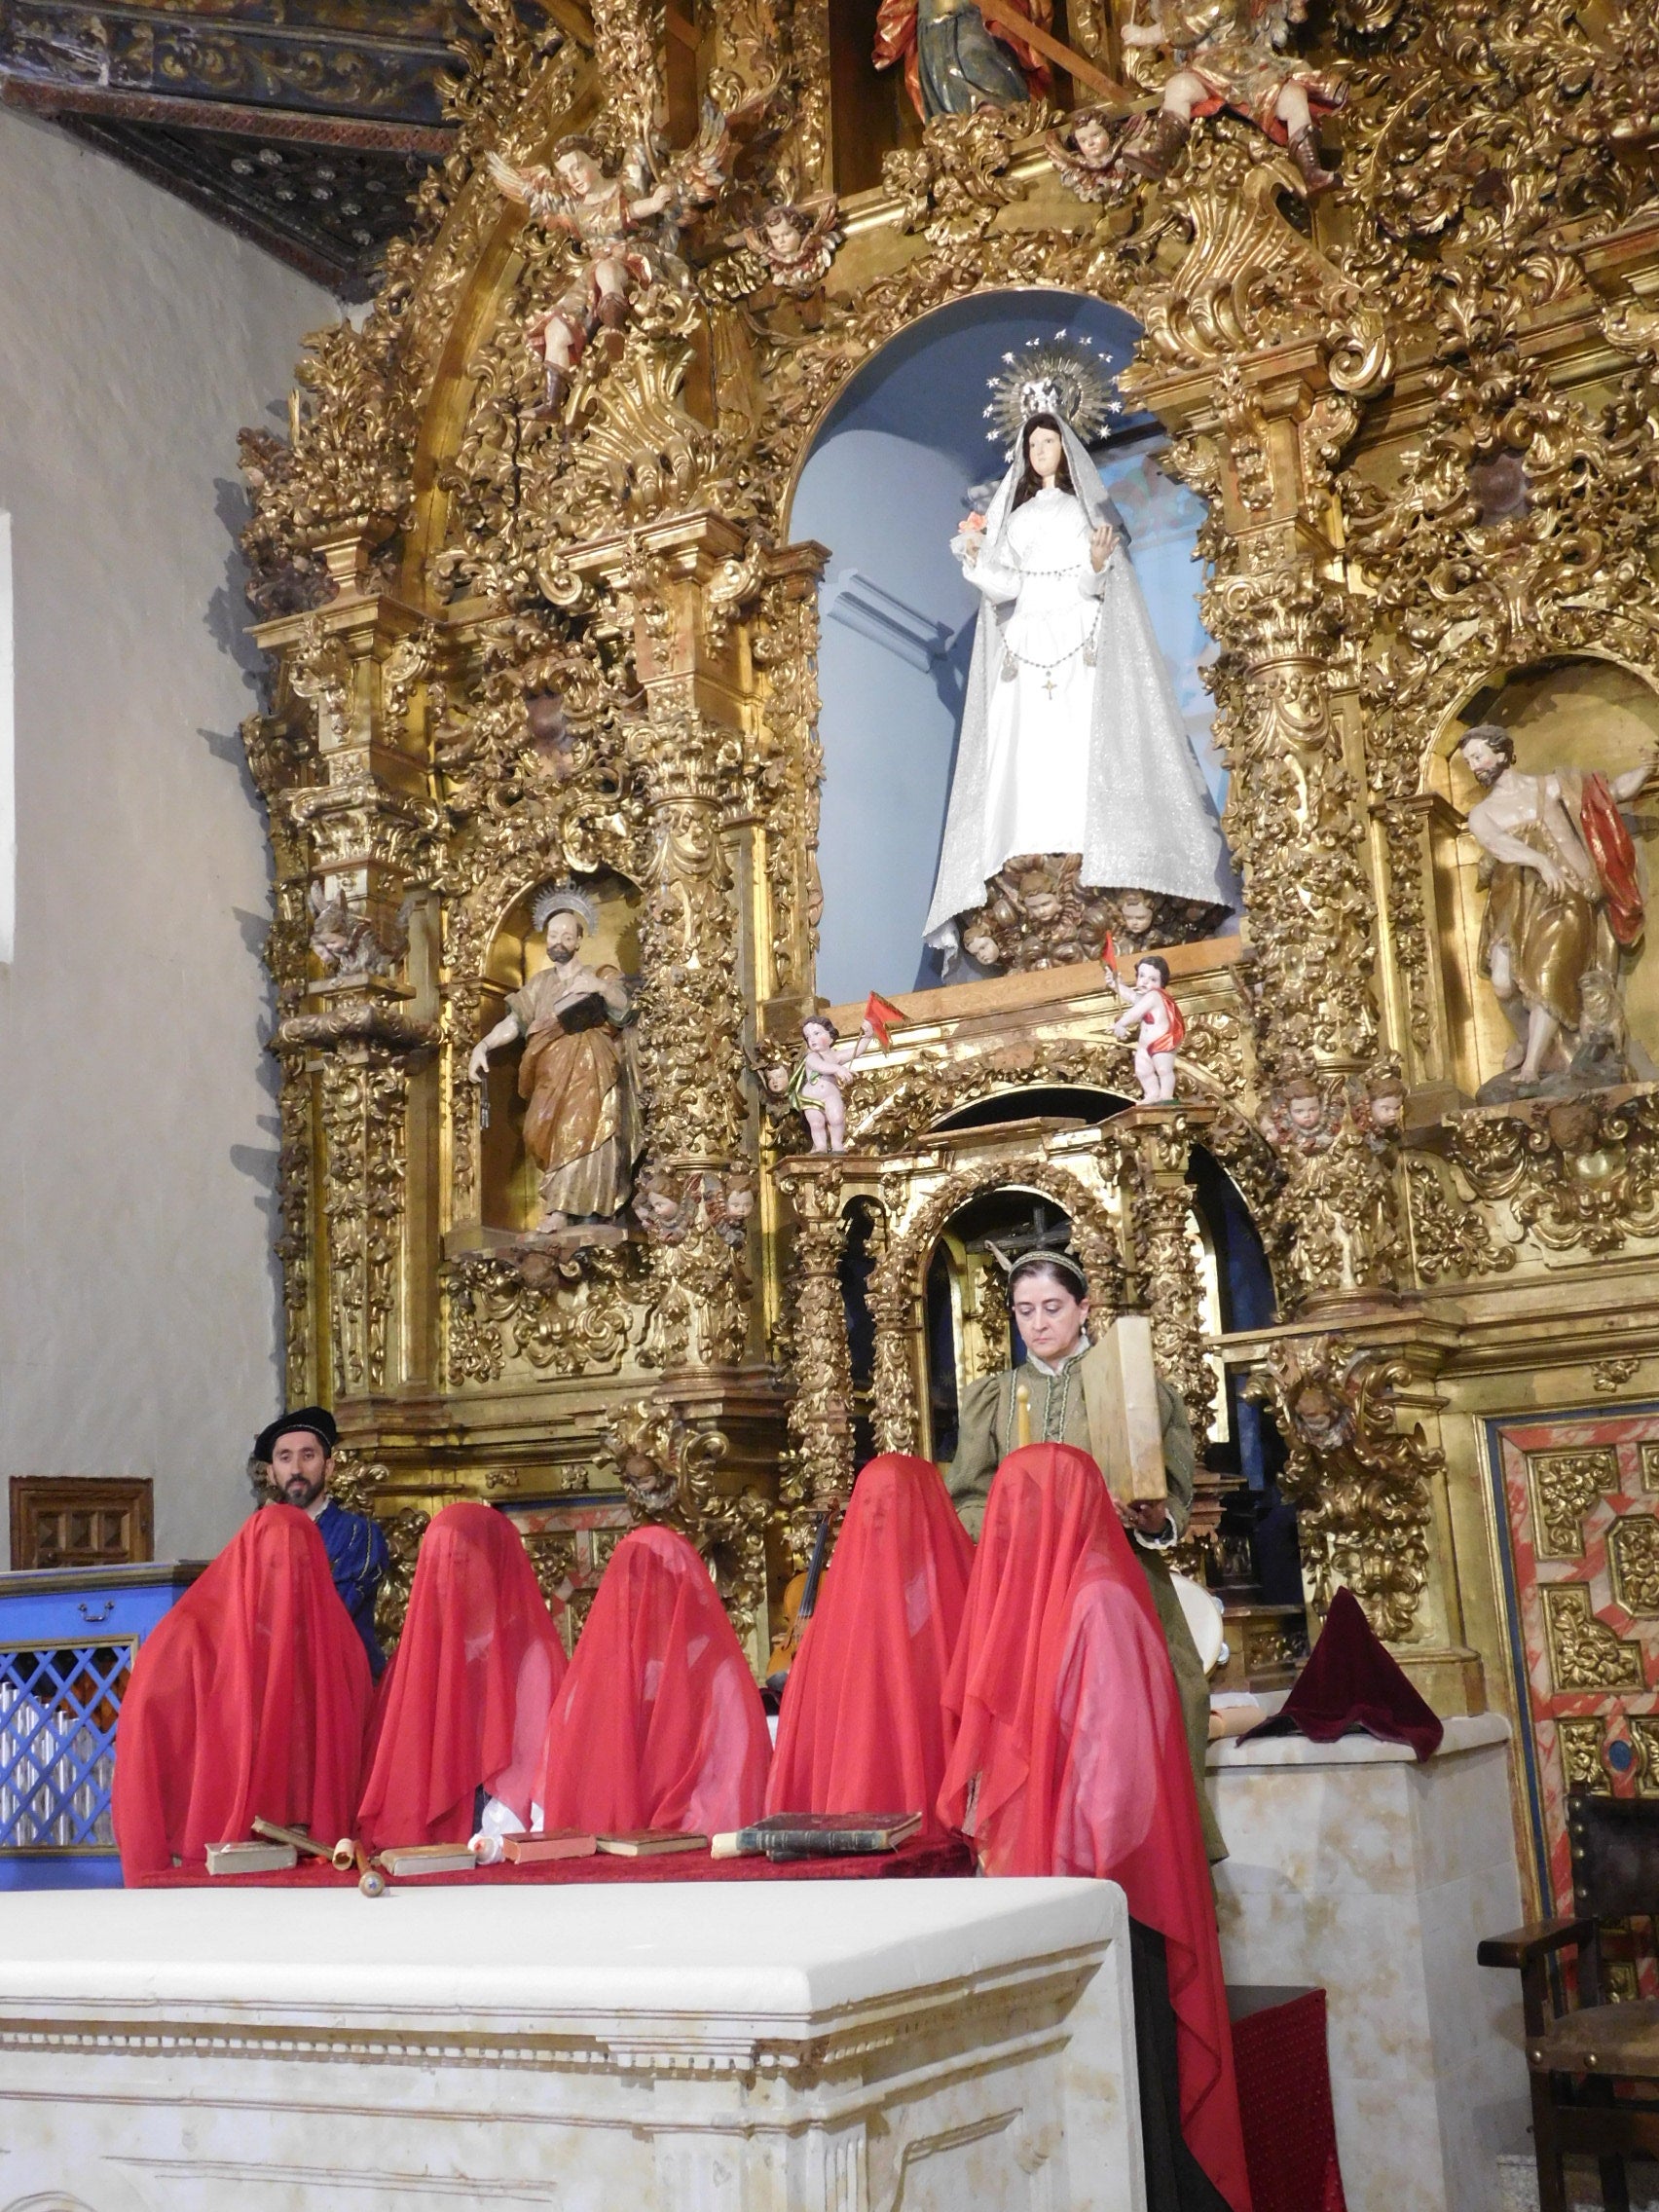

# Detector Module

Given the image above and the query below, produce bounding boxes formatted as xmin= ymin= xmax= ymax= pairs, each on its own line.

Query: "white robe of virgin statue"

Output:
xmin=965 ymin=485 xmax=1109 ymax=865
xmin=923 ymin=419 xmax=1230 ymax=948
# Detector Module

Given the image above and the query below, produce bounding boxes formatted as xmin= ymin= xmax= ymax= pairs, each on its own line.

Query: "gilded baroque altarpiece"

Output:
xmin=238 ymin=0 xmax=1659 ymax=1897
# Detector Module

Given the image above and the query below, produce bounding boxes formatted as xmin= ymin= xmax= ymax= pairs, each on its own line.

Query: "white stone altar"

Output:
xmin=0 ymin=1876 xmax=1143 ymax=2212
xmin=1209 ymin=1711 xmax=1530 ymax=2212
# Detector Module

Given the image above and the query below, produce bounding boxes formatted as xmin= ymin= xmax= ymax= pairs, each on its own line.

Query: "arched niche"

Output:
xmin=1429 ymin=656 xmax=1659 ymax=1101
xmin=786 ymin=286 xmax=1228 ymax=1006
xmin=474 ymin=866 xmax=642 ymax=1235
xmin=848 ymin=1083 xmax=1277 ymax=1476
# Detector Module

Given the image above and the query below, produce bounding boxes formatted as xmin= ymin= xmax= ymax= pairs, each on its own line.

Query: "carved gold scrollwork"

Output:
xmin=1610 ymin=1516 xmax=1659 ymax=1617
xmin=1542 ymin=1585 xmax=1645 ymax=1694
xmin=1245 ymin=1334 xmax=1439 ymax=1642
xmin=772 ymin=1157 xmax=854 ymax=1552
xmin=597 ymin=1399 xmax=768 ymax=1647
xmin=1632 ymin=1716 xmax=1659 ymax=1800
xmin=1558 ymin=1716 xmax=1612 ymax=1796
xmin=441 ymin=1248 xmax=636 ymax=1386
xmin=1526 ymin=1448 xmax=1615 ymax=1562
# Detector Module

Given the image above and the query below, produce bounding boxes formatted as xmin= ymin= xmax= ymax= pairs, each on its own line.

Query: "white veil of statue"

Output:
xmin=923 ymin=405 xmax=1231 ymax=952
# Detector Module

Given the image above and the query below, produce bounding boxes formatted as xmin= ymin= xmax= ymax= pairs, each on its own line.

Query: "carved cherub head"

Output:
xmin=1265 ymin=1070 xmax=1340 ymax=1155
xmin=1353 ymin=1064 xmax=1408 ymax=1146
xmin=553 ymin=134 xmax=607 ymax=195
xmin=1069 ymin=109 xmax=1118 ymax=166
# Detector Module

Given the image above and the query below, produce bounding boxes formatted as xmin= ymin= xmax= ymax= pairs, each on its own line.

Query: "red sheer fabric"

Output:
xmin=766 ymin=1454 xmax=974 ymax=1837
xmin=356 ymin=1502 xmax=568 ymax=1849
xmin=112 ymin=1505 xmax=372 ymax=1879
xmin=939 ymin=1443 xmax=1250 ymax=2212
xmin=534 ymin=1526 xmax=770 ymax=1836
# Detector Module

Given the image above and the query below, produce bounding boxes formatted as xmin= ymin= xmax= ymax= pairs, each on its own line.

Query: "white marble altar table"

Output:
xmin=0 ymin=1876 xmax=1143 ymax=2212
xmin=1209 ymin=1710 xmax=1530 ymax=2212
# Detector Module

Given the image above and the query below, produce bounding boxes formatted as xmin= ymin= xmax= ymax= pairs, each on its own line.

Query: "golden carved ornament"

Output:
xmin=1525 ymin=1447 xmax=1614 ymax=1562
xmin=1633 ymin=1714 xmax=1659 ymax=1801
xmin=1245 ymin=1334 xmax=1440 ymax=1642
xmin=1402 ymin=1154 xmax=1518 ymax=1285
xmin=1557 ymin=1716 xmax=1611 ymax=1797
xmin=1595 ymin=1356 xmax=1643 ymax=1397
xmin=1609 ymin=1515 xmax=1659 ymax=1618
xmin=1542 ymin=1584 xmax=1645 ymax=1694
xmin=441 ymin=1245 xmax=637 ymax=1387
xmin=772 ymin=1156 xmax=854 ymax=1551
xmin=597 ymin=1398 xmax=769 ymax=1646
xmin=1445 ymin=1095 xmax=1659 ymax=1260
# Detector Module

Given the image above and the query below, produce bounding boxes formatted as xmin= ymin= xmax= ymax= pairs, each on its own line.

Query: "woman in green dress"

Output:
xmin=944 ymin=1249 xmax=1227 ymax=1862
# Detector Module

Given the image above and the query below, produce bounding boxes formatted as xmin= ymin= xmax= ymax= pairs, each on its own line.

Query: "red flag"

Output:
xmin=1101 ymin=933 xmax=1119 ymax=978
xmin=865 ymin=992 xmax=908 ymax=1049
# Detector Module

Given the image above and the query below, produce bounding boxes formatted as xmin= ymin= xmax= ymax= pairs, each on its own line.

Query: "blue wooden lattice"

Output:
xmin=0 ymin=1641 xmax=131 ymax=1851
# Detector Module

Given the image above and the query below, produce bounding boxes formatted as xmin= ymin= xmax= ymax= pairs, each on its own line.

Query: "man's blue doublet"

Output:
xmin=314 ymin=1496 xmax=389 ymax=1677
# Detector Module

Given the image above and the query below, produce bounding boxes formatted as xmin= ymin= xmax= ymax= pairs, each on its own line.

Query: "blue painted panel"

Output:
xmin=0 ymin=1564 xmax=203 ymax=1889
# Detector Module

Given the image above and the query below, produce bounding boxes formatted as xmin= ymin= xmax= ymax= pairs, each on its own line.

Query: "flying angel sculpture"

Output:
xmin=487 ymin=94 xmax=767 ymax=421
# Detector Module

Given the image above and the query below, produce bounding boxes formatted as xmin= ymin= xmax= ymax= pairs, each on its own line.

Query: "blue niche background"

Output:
xmin=789 ymin=288 xmax=1229 ymax=1006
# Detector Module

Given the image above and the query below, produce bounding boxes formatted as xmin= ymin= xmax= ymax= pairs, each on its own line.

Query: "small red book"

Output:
xmin=502 ymin=1831 xmax=598 ymax=1863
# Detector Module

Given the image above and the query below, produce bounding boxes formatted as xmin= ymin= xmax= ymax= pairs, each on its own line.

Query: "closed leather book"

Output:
xmin=595 ymin=1830 xmax=708 ymax=1857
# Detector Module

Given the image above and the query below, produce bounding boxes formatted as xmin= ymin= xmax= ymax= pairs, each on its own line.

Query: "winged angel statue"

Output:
xmin=488 ymin=94 xmax=765 ymax=423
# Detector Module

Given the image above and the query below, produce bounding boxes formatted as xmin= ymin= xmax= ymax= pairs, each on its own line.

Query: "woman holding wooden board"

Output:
xmin=943 ymin=1247 xmax=1226 ymax=1862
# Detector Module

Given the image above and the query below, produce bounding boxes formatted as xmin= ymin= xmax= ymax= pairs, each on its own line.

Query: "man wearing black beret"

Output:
xmin=253 ymin=1406 xmax=389 ymax=1677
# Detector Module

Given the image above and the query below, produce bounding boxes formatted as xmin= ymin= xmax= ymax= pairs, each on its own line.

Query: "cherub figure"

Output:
xmin=1261 ymin=1069 xmax=1342 ymax=1157
xmin=1111 ymin=952 xmax=1185 ymax=1101
xmin=788 ymin=1014 xmax=877 ymax=1153
xmin=1351 ymin=1064 xmax=1407 ymax=1154
xmin=732 ymin=198 xmax=843 ymax=295
xmin=487 ymin=99 xmax=753 ymax=421
xmin=1119 ymin=0 xmax=1346 ymax=193
xmin=1045 ymin=105 xmax=1139 ymax=203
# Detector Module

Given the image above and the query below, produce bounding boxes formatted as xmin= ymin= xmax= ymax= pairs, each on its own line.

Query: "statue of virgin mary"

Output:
xmin=923 ymin=361 xmax=1231 ymax=961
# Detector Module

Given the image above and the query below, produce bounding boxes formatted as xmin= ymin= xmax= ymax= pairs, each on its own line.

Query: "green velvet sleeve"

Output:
xmin=945 ymin=1372 xmax=1007 ymax=1540
xmin=1158 ymin=1379 xmax=1197 ymax=1536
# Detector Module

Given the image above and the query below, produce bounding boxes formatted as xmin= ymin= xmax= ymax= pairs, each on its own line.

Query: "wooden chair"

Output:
xmin=1480 ymin=1793 xmax=1659 ymax=2212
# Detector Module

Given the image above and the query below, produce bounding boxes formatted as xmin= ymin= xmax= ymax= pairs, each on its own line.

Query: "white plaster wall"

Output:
xmin=0 ymin=107 xmax=335 ymax=1567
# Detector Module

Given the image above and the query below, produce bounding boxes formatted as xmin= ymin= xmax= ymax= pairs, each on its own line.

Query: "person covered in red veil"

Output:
xmin=355 ymin=1502 xmax=568 ymax=1854
xmin=766 ymin=1453 xmax=973 ymax=1838
xmin=533 ymin=1525 xmax=770 ymax=1837
xmin=112 ymin=1505 xmax=372 ymax=1880
xmin=939 ymin=1443 xmax=1250 ymax=2212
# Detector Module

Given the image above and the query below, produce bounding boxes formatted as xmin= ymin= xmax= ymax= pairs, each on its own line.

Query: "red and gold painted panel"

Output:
xmin=1493 ymin=1407 xmax=1659 ymax=1914
xmin=505 ymin=1498 xmax=632 ymax=1654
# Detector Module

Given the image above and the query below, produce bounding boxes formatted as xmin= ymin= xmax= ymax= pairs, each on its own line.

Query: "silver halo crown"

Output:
xmin=531 ymin=882 xmax=598 ymax=936
xmin=982 ymin=333 xmax=1125 ymax=457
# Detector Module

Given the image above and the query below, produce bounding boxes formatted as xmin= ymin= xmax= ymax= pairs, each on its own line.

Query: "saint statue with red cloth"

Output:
xmin=111 ymin=1505 xmax=373 ymax=1880
xmin=532 ymin=1526 xmax=771 ymax=1838
xmin=766 ymin=1454 xmax=974 ymax=1838
xmin=940 ymin=1442 xmax=1251 ymax=2212
xmin=1459 ymin=721 xmax=1658 ymax=1098
xmin=354 ymin=1502 xmax=568 ymax=1852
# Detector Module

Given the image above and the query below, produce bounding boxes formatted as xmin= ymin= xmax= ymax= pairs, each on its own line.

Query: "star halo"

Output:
xmin=983 ymin=332 xmax=1125 ymax=456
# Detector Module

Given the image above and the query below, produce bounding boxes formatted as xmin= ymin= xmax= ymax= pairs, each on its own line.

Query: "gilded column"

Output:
xmin=771 ymin=1155 xmax=854 ymax=1556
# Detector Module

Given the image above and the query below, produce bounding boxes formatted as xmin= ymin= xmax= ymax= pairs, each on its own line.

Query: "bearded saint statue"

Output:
xmin=468 ymin=886 xmax=640 ymax=1231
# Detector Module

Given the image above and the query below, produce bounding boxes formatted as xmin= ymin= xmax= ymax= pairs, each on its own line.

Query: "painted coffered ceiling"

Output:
xmin=0 ymin=2 xmax=564 ymax=295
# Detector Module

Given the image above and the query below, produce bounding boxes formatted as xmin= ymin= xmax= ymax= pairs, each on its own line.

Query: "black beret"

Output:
xmin=253 ymin=1405 xmax=339 ymax=1464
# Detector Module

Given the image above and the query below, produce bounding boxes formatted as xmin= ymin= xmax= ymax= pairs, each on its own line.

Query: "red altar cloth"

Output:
xmin=128 ymin=1834 xmax=972 ymax=1889
xmin=1229 ymin=1987 xmax=1347 ymax=2212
